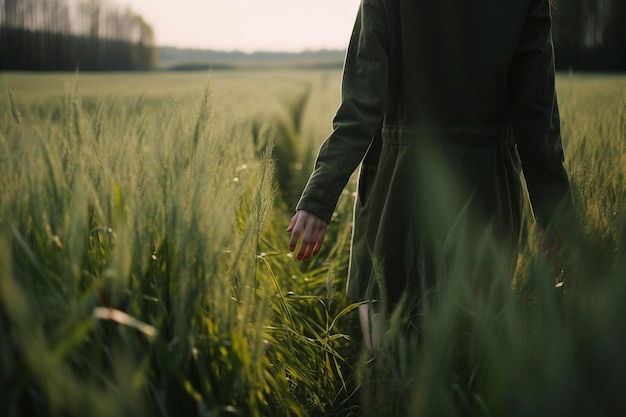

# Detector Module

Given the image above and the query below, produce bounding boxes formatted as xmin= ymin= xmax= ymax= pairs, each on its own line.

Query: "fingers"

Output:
xmin=287 ymin=212 xmax=303 ymax=252
xmin=286 ymin=210 xmax=327 ymax=261
xmin=296 ymin=220 xmax=326 ymax=261
xmin=296 ymin=228 xmax=315 ymax=261
xmin=285 ymin=213 xmax=298 ymax=233
xmin=311 ymin=227 xmax=325 ymax=256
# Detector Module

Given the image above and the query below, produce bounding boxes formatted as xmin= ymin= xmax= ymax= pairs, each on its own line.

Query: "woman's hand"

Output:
xmin=286 ymin=210 xmax=328 ymax=261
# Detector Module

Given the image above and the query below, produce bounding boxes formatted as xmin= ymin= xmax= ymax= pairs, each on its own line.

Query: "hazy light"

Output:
xmin=121 ymin=0 xmax=360 ymax=51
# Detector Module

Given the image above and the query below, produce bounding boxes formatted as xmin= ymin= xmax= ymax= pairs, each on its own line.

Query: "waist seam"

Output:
xmin=382 ymin=124 xmax=514 ymax=145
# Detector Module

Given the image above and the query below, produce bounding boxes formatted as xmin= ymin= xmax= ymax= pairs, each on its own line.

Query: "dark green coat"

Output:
xmin=296 ymin=0 xmax=570 ymax=303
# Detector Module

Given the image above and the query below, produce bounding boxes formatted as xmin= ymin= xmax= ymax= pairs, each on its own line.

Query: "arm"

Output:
xmin=288 ymin=0 xmax=390 ymax=259
xmin=508 ymin=0 xmax=571 ymax=229
xmin=296 ymin=0 xmax=389 ymax=223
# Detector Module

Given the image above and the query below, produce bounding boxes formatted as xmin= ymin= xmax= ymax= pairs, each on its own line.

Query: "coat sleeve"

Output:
xmin=508 ymin=0 xmax=571 ymax=228
xmin=295 ymin=0 xmax=389 ymax=224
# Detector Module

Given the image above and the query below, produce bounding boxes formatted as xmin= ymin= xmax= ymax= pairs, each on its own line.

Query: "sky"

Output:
xmin=121 ymin=0 xmax=361 ymax=52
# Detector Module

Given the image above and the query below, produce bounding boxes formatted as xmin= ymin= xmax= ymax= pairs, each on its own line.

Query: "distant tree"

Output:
xmin=80 ymin=0 xmax=103 ymax=38
xmin=3 ymin=0 xmax=25 ymax=28
xmin=131 ymin=12 xmax=157 ymax=70
xmin=604 ymin=0 xmax=626 ymax=69
xmin=552 ymin=0 xmax=586 ymax=69
xmin=551 ymin=0 xmax=626 ymax=71
xmin=44 ymin=0 xmax=72 ymax=34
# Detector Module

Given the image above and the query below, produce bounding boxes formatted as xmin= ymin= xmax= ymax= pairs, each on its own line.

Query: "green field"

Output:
xmin=1 ymin=71 xmax=625 ymax=417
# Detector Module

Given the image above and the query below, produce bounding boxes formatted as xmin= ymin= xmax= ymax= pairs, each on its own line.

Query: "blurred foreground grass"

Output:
xmin=0 ymin=71 xmax=624 ymax=417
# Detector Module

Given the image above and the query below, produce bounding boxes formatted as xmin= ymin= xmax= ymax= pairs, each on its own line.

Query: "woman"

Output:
xmin=287 ymin=0 xmax=570 ymax=349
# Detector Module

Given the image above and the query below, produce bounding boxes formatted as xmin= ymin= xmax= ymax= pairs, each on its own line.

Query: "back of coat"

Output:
xmin=295 ymin=0 xmax=571 ymax=303
xmin=384 ymin=0 xmax=569 ymax=221
xmin=298 ymin=0 xmax=569 ymax=228
xmin=386 ymin=0 xmax=532 ymax=126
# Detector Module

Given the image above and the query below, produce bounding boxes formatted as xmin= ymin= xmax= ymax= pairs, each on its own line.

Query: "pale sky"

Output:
xmin=121 ymin=0 xmax=361 ymax=51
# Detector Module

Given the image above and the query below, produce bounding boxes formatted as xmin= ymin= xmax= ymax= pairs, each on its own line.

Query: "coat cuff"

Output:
xmin=295 ymin=184 xmax=337 ymax=224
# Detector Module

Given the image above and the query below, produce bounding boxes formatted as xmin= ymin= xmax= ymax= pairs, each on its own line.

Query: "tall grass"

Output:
xmin=356 ymin=75 xmax=626 ymax=417
xmin=0 ymin=72 xmax=624 ymax=417
xmin=0 ymin=71 xmax=356 ymax=417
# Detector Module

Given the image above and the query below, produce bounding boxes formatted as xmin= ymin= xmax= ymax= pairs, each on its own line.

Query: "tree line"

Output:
xmin=0 ymin=0 xmax=157 ymax=71
xmin=1 ymin=0 xmax=625 ymax=72
xmin=552 ymin=0 xmax=626 ymax=71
